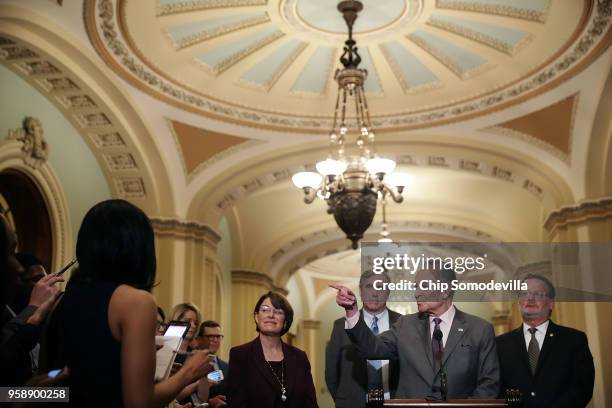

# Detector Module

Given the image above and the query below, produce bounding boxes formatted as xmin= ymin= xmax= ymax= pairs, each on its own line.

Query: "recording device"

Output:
xmin=163 ymin=321 xmax=190 ymax=338
xmin=55 ymin=259 xmax=77 ymax=276
xmin=207 ymin=369 xmax=224 ymax=382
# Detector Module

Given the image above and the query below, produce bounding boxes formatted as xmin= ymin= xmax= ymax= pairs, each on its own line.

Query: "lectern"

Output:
xmin=366 ymin=389 xmax=522 ymax=408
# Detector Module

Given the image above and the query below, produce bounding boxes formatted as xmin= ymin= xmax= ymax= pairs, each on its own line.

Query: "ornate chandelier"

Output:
xmin=292 ymin=0 xmax=411 ymax=249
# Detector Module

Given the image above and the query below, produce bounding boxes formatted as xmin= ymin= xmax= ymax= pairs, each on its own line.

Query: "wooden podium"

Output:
xmin=366 ymin=389 xmax=522 ymax=408
xmin=378 ymin=400 xmax=507 ymax=407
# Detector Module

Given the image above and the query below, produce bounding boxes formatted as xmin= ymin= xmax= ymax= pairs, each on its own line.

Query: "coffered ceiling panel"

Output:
xmin=85 ymin=0 xmax=607 ymax=132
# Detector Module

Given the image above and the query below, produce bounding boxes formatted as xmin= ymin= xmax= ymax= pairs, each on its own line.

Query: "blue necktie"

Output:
xmin=368 ymin=316 xmax=382 ymax=369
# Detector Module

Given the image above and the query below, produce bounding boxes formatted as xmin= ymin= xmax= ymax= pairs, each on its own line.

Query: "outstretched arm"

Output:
xmin=330 ymin=284 xmax=399 ymax=360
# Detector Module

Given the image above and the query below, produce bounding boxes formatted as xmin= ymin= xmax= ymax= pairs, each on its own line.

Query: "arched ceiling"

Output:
xmin=85 ymin=0 xmax=607 ymax=132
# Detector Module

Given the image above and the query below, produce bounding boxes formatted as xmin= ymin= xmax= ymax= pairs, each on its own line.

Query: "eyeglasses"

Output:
xmin=179 ymin=318 xmax=198 ymax=325
xmin=518 ymin=291 xmax=550 ymax=300
xmin=204 ymin=334 xmax=224 ymax=339
xmin=259 ymin=305 xmax=285 ymax=316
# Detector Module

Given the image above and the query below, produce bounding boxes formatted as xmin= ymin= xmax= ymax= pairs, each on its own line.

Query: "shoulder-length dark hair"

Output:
xmin=253 ymin=291 xmax=294 ymax=336
xmin=73 ymin=199 xmax=156 ymax=290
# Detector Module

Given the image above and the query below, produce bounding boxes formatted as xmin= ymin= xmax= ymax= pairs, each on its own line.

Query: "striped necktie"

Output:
xmin=432 ymin=317 xmax=443 ymax=372
xmin=527 ymin=327 xmax=540 ymax=375
xmin=368 ymin=316 xmax=381 ymax=369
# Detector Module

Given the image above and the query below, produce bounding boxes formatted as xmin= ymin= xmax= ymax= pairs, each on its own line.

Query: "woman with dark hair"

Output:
xmin=228 ymin=291 xmax=318 ymax=407
xmin=51 ymin=199 xmax=211 ymax=407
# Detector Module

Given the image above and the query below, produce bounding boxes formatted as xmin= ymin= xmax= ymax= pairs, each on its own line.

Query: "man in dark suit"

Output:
xmin=332 ymin=267 xmax=500 ymax=400
xmin=193 ymin=320 xmax=229 ymax=407
xmin=496 ymin=274 xmax=594 ymax=407
xmin=325 ymin=271 xmax=401 ymax=407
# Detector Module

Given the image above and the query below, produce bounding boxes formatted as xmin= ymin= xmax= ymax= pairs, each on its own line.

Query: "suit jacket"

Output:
xmin=325 ymin=308 xmax=401 ymax=407
xmin=496 ymin=321 xmax=594 ymax=408
xmin=346 ymin=308 xmax=500 ymax=400
xmin=0 ymin=305 xmax=39 ymax=386
xmin=228 ymin=337 xmax=318 ymax=408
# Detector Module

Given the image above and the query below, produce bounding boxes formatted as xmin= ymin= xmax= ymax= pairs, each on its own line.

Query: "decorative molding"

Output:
xmin=156 ymin=0 xmax=268 ymax=16
xmin=544 ymin=197 xmax=612 ymax=232
xmin=38 ymin=77 xmax=80 ymax=92
xmin=435 ymin=0 xmax=551 ymax=23
xmin=379 ymin=43 xmax=442 ymax=93
xmin=483 ymin=126 xmax=569 ymax=163
xmin=165 ymin=13 xmax=270 ymax=50
xmin=213 ymin=151 xmax=550 ymax=213
xmin=289 ymin=47 xmax=336 ymax=98
xmin=300 ymin=319 xmax=320 ymax=330
xmin=150 ymin=216 xmax=222 ymax=245
xmin=90 ymin=132 xmax=126 ymax=148
xmin=57 ymin=94 xmax=97 ymax=109
xmin=0 ymin=138 xmax=73 ymax=272
xmin=427 ymin=16 xmax=533 ymax=55
xmin=74 ymin=113 xmax=112 ymax=128
xmin=115 ymin=177 xmax=146 ymax=198
xmin=407 ymin=32 xmax=493 ymax=79
xmin=7 ymin=117 xmax=49 ymax=169
xmin=103 ymin=153 xmax=138 ymax=171
xmin=0 ymin=45 xmax=39 ymax=60
xmin=166 ymin=118 xmax=265 ymax=182
xmin=232 ymin=269 xmax=274 ymax=286
xmin=16 ymin=60 xmax=62 ymax=76
xmin=83 ymin=0 xmax=611 ymax=133
xmin=0 ymin=32 xmax=153 ymax=204
xmin=195 ymin=30 xmax=285 ymax=76
xmin=238 ymin=40 xmax=308 ymax=92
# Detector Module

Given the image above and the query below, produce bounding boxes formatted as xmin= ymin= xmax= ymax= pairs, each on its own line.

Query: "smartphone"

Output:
xmin=163 ymin=321 xmax=190 ymax=338
xmin=207 ymin=369 xmax=224 ymax=382
xmin=48 ymin=369 xmax=62 ymax=378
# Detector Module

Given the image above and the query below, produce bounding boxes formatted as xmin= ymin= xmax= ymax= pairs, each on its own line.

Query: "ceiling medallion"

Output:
xmin=292 ymin=1 xmax=411 ymax=249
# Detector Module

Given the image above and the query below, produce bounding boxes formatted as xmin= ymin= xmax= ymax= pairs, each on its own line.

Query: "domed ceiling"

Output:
xmin=86 ymin=0 xmax=603 ymax=132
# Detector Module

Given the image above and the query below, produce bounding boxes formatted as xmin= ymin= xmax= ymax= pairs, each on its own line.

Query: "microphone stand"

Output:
xmin=440 ymin=369 xmax=448 ymax=401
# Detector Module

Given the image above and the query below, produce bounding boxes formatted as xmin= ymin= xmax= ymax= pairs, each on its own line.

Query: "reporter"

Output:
xmin=50 ymin=199 xmax=211 ymax=407
xmin=0 ymin=213 xmax=63 ymax=386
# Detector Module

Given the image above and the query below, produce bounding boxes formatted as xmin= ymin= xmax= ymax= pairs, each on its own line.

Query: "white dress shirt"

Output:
xmin=523 ymin=320 xmax=549 ymax=351
xmin=429 ymin=305 xmax=456 ymax=347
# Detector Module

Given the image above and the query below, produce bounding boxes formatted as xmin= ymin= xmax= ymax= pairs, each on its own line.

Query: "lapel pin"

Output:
xmin=458 ymin=328 xmax=464 ymax=332
xmin=549 ymin=333 xmax=554 ymax=337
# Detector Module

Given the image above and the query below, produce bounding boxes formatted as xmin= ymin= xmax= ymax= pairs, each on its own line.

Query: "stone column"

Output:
xmin=298 ymin=319 xmax=321 ymax=391
xmin=491 ymin=308 xmax=511 ymax=336
xmin=544 ymin=198 xmax=612 ymax=408
xmin=151 ymin=217 xmax=224 ymax=324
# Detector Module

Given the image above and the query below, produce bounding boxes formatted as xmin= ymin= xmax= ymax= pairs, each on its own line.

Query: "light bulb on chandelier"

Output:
xmin=292 ymin=0 xmax=411 ymax=249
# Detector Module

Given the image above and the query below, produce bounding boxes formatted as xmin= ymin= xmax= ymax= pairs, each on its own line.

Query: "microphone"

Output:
xmin=432 ymin=329 xmax=447 ymax=401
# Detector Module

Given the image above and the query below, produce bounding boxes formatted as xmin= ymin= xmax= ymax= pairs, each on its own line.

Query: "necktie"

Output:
xmin=432 ymin=317 xmax=443 ymax=372
xmin=371 ymin=316 xmax=380 ymax=335
xmin=528 ymin=327 xmax=540 ymax=375
xmin=368 ymin=316 xmax=381 ymax=369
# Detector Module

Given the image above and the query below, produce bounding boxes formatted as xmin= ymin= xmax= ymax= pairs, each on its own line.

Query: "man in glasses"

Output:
xmin=496 ymin=274 xmax=594 ymax=407
xmin=193 ymin=320 xmax=228 ymax=407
